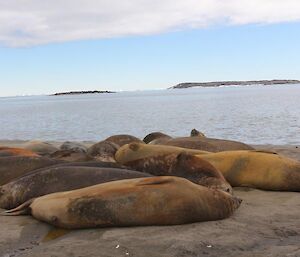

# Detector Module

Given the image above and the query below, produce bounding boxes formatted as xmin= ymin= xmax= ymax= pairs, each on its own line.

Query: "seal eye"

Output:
xmin=226 ymin=188 xmax=230 ymax=193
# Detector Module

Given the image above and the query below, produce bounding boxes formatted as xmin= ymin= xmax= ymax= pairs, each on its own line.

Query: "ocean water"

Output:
xmin=0 ymin=84 xmax=300 ymax=144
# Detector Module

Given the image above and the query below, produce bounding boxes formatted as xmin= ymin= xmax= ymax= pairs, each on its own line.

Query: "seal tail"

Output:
xmin=1 ymin=198 xmax=35 ymax=216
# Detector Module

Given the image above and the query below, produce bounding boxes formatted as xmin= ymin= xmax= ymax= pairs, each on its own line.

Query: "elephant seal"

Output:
xmin=60 ymin=141 xmax=87 ymax=153
xmin=195 ymin=150 xmax=300 ymax=191
xmin=115 ymin=143 xmax=209 ymax=165
xmin=105 ymin=134 xmax=144 ymax=147
xmin=119 ymin=150 xmax=231 ymax=193
xmin=190 ymin=129 xmax=206 ymax=137
xmin=0 ymin=156 xmax=63 ymax=185
xmin=87 ymin=141 xmax=119 ymax=162
xmin=0 ymin=167 xmax=151 ymax=209
xmin=49 ymin=149 xmax=93 ymax=162
xmin=0 ymin=147 xmax=39 ymax=157
xmin=4 ymin=176 xmax=242 ymax=229
xmin=143 ymin=132 xmax=172 ymax=144
xmin=24 ymin=141 xmax=59 ymax=156
xmin=152 ymin=136 xmax=254 ymax=152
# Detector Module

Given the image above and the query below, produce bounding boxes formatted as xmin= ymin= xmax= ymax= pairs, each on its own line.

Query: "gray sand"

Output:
xmin=0 ymin=142 xmax=299 ymax=257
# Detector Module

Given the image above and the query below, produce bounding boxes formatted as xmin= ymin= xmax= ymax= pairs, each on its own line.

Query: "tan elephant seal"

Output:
xmin=0 ymin=147 xmax=39 ymax=157
xmin=105 ymin=134 xmax=144 ymax=147
xmin=115 ymin=143 xmax=209 ymax=165
xmin=23 ymin=141 xmax=59 ymax=156
xmin=4 ymin=176 xmax=242 ymax=229
xmin=152 ymin=136 xmax=254 ymax=152
xmin=118 ymin=149 xmax=231 ymax=193
xmin=195 ymin=150 xmax=300 ymax=191
xmin=143 ymin=132 xmax=172 ymax=144
xmin=87 ymin=141 xmax=120 ymax=162
xmin=0 ymin=167 xmax=151 ymax=209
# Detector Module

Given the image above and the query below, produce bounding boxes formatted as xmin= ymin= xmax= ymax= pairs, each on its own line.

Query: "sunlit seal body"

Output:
xmin=0 ymin=156 xmax=63 ymax=185
xmin=60 ymin=141 xmax=87 ymax=153
xmin=115 ymin=143 xmax=209 ymax=164
xmin=4 ymin=176 xmax=242 ymax=229
xmin=117 ymin=146 xmax=231 ymax=193
xmin=0 ymin=147 xmax=39 ymax=157
xmin=152 ymin=136 xmax=254 ymax=152
xmin=195 ymin=150 xmax=300 ymax=191
xmin=23 ymin=141 xmax=59 ymax=156
xmin=143 ymin=132 xmax=172 ymax=144
xmin=0 ymin=167 xmax=151 ymax=209
xmin=87 ymin=141 xmax=120 ymax=162
xmin=105 ymin=134 xmax=144 ymax=147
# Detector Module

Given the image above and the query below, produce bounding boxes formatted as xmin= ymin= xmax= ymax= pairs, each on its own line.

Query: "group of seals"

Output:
xmin=2 ymin=130 xmax=299 ymax=230
xmin=0 ymin=166 xmax=151 ymax=209
xmin=115 ymin=143 xmax=231 ymax=193
xmin=117 ymin=143 xmax=300 ymax=192
xmin=4 ymin=176 xmax=242 ymax=229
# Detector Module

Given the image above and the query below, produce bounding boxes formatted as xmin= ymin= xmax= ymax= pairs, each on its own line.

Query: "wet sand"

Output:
xmin=0 ymin=143 xmax=299 ymax=257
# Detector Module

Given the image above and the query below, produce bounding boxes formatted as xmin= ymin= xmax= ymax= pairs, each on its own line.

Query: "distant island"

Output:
xmin=52 ymin=90 xmax=116 ymax=96
xmin=170 ymin=80 xmax=300 ymax=89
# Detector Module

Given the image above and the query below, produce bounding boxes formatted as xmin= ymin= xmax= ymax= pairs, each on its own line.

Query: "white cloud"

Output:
xmin=0 ymin=0 xmax=300 ymax=47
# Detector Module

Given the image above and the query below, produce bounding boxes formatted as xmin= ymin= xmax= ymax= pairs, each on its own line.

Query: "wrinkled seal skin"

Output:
xmin=105 ymin=134 xmax=144 ymax=147
xmin=143 ymin=132 xmax=172 ymax=144
xmin=0 ymin=147 xmax=39 ymax=157
xmin=60 ymin=141 xmax=88 ymax=153
xmin=190 ymin=129 xmax=206 ymax=137
xmin=5 ymin=176 xmax=242 ymax=229
xmin=152 ymin=136 xmax=254 ymax=152
xmin=87 ymin=141 xmax=119 ymax=162
xmin=0 ymin=167 xmax=151 ymax=209
xmin=120 ymin=151 xmax=232 ymax=193
xmin=196 ymin=150 xmax=300 ymax=191
xmin=0 ymin=156 xmax=63 ymax=185
xmin=115 ymin=143 xmax=209 ymax=165
xmin=49 ymin=149 xmax=93 ymax=162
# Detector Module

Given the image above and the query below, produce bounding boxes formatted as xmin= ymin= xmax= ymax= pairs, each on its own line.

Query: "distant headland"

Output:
xmin=51 ymin=90 xmax=116 ymax=96
xmin=170 ymin=80 xmax=300 ymax=89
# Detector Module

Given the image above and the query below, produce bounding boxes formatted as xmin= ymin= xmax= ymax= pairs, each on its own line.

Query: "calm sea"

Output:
xmin=0 ymin=84 xmax=300 ymax=144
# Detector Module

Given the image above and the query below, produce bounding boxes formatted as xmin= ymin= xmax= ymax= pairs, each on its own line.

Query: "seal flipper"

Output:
xmin=2 ymin=198 xmax=34 ymax=216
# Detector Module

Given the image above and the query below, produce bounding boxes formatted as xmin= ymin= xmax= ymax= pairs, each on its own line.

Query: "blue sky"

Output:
xmin=0 ymin=1 xmax=300 ymax=96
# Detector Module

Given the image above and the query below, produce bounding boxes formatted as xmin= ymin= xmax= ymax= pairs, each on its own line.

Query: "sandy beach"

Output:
xmin=0 ymin=143 xmax=299 ymax=257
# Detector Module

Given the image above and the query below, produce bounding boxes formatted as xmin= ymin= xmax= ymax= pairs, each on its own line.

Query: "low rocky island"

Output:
xmin=170 ymin=80 xmax=300 ymax=89
xmin=52 ymin=90 xmax=115 ymax=96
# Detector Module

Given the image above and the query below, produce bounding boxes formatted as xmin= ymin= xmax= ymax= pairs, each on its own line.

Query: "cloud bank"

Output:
xmin=1 ymin=0 xmax=300 ymax=47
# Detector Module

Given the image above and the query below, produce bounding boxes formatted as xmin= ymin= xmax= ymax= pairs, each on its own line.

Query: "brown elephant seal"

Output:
xmin=105 ymin=134 xmax=144 ymax=147
xmin=4 ymin=176 xmax=242 ymax=229
xmin=143 ymin=132 xmax=172 ymax=144
xmin=60 ymin=141 xmax=87 ymax=153
xmin=23 ymin=141 xmax=59 ymax=156
xmin=115 ymin=143 xmax=209 ymax=165
xmin=152 ymin=136 xmax=254 ymax=152
xmin=0 ymin=167 xmax=151 ymax=209
xmin=0 ymin=156 xmax=63 ymax=185
xmin=195 ymin=150 xmax=300 ymax=191
xmin=190 ymin=129 xmax=206 ymax=137
xmin=49 ymin=149 xmax=94 ymax=162
xmin=87 ymin=141 xmax=119 ymax=162
xmin=0 ymin=147 xmax=39 ymax=157
xmin=119 ymin=150 xmax=231 ymax=193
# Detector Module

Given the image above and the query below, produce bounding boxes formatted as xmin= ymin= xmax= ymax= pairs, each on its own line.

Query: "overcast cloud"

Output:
xmin=0 ymin=0 xmax=300 ymax=47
